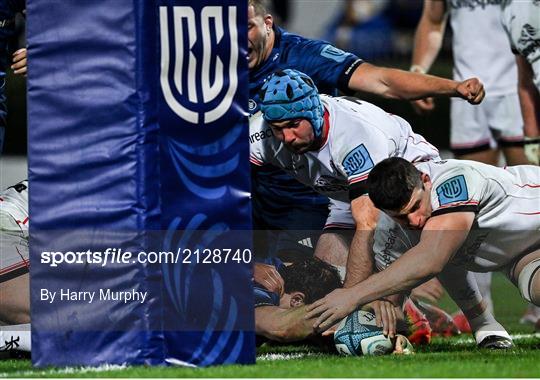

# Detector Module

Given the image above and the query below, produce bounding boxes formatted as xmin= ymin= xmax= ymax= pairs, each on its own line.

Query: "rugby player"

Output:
xmin=253 ymin=257 xmax=421 ymax=349
xmin=411 ymin=0 xmax=533 ymax=326
xmin=501 ymin=0 xmax=540 ymax=166
xmin=0 ymin=0 xmax=25 ymax=153
xmin=0 ymin=180 xmax=31 ymax=354
xmin=307 ymin=157 xmax=539 ymax=348
xmin=248 ymin=0 xmax=485 ymax=285
xmin=251 ymin=69 xmax=509 ymax=346
xmin=254 ymin=257 xmax=342 ymax=343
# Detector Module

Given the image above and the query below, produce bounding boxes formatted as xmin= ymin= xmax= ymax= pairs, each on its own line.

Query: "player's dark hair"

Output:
xmin=368 ymin=157 xmax=422 ymax=211
xmin=279 ymin=257 xmax=342 ymax=304
xmin=249 ymin=0 xmax=269 ymax=16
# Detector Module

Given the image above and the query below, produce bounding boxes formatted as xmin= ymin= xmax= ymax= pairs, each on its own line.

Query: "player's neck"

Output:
xmin=263 ymin=31 xmax=275 ymax=62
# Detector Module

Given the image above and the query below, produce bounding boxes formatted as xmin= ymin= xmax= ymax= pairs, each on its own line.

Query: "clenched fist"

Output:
xmin=456 ymin=78 xmax=485 ymax=105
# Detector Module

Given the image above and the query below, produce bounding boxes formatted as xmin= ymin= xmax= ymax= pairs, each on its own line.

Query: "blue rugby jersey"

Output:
xmin=0 ymin=0 xmax=24 ymax=153
xmin=253 ymin=257 xmax=284 ymax=307
xmin=249 ymin=27 xmax=363 ymax=229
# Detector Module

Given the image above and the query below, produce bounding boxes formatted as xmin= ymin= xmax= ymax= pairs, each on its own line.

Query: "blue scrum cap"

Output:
xmin=259 ymin=69 xmax=324 ymax=138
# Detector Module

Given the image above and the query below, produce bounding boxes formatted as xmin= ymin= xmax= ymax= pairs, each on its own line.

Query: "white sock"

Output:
xmin=473 ymin=272 xmax=493 ymax=314
xmin=468 ymin=310 xmax=511 ymax=345
xmin=0 ymin=324 xmax=31 ymax=352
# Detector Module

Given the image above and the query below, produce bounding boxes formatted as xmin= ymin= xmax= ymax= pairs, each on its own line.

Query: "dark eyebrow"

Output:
xmin=273 ymin=120 xmax=297 ymax=129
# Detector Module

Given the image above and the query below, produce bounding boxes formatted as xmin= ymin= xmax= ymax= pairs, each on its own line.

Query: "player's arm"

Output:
xmin=409 ymin=0 xmax=447 ymax=113
xmin=411 ymin=0 xmax=447 ymax=75
xmin=306 ymin=212 xmax=475 ymax=330
xmin=255 ymin=305 xmax=316 ymax=342
xmin=348 ymin=62 xmax=484 ymax=104
xmin=347 ymin=195 xmax=400 ymax=336
xmin=515 ymin=55 xmax=540 ymax=165
xmin=345 ymin=195 xmax=378 ymax=287
xmin=345 ymin=3 xmax=481 ymax=104
xmin=516 ymin=55 xmax=540 ymax=138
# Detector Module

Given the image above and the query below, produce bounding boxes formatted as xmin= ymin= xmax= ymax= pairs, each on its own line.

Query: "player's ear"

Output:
xmin=421 ymin=173 xmax=431 ymax=185
xmin=290 ymin=292 xmax=305 ymax=307
xmin=264 ymin=14 xmax=273 ymax=30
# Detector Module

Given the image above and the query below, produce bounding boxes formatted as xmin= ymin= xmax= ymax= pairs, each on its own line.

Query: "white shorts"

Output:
xmin=450 ymin=93 xmax=524 ymax=154
xmin=0 ymin=212 xmax=29 ymax=283
xmin=0 ymin=181 xmax=29 ymax=283
xmin=324 ymin=199 xmax=354 ymax=230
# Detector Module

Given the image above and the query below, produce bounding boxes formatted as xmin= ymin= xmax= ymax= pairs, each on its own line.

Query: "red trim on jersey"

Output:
xmin=514 ymin=211 xmax=540 ymax=215
xmin=249 ymin=156 xmax=264 ymax=166
xmin=500 ymin=135 xmax=525 ymax=142
xmin=514 ymin=183 xmax=540 ymax=188
xmin=451 ymin=138 xmax=491 ymax=149
xmin=0 ymin=260 xmax=29 ymax=275
xmin=349 ymin=173 xmax=369 ymax=184
xmin=317 ymin=109 xmax=331 ymax=151
xmin=16 ymin=217 xmax=29 ymax=225
xmin=406 ymin=136 xmax=439 ymax=152
xmin=436 ymin=200 xmax=479 ymax=210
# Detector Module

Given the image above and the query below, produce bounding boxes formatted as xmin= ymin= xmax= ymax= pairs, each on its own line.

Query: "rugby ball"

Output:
xmin=334 ymin=310 xmax=394 ymax=356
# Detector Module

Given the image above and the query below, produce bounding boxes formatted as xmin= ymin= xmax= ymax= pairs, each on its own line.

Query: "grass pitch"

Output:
xmin=1 ymin=274 xmax=539 ymax=378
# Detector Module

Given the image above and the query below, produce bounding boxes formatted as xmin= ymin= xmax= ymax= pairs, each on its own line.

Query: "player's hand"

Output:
xmin=305 ymin=288 xmax=358 ymax=331
xmin=456 ymin=78 xmax=485 ymax=104
xmin=321 ymin=323 xmax=339 ymax=337
xmin=410 ymin=98 xmax=435 ymax=115
xmin=253 ymin=263 xmax=284 ymax=296
xmin=411 ymin=278 xmax=444 ymax=303
xmin=11 ymin=48 xmax=27 ymax=77
xmin=365 ymin=299 xmax=398 ymax=338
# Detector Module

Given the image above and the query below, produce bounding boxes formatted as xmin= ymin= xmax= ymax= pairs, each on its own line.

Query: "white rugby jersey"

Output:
xmin=447 ymin=0 xmax=517 ymax=96
xmin=0 ymin=180 xmax=29 ymax=233
xmin=423 ymin=159 xmax=540 ymax=271
xmin=250 ymin=95 xmax=440 ymax=202
xmin=501 ymin=0 xmax=540 ymax=90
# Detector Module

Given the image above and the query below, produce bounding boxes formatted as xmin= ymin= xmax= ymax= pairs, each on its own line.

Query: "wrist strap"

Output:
xmin=410 ymin=64 xmax=427 ymax=74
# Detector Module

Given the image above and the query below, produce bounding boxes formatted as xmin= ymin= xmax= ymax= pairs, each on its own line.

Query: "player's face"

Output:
xmin=247 ymin=5 xmax=273 ymax=70
xmin=388 ymin=180 xmax=433 ymax=230
xmin=269 ymin=118 xmax=315 ymax=154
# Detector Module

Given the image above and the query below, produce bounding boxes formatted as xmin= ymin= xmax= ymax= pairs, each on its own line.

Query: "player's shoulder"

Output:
xmin=278 ymin=27 xmax=356 ymax=62
xmin=278 ymin=27 xmax=326 ymax=49
xmin=429 ymin=160 xmax=482 ymax=213
xmin=430 ymin=160 xmax=479 ymax=187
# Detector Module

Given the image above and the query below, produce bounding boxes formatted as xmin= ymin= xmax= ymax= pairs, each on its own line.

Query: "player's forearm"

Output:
xmin=344 ymin=229 xmax=375 ymax=287
xmin=517 ymin=60 xmax=540 ymax=137
xmin=359 ymin=64 xmax=460 ymax=100
xmin=380 ymin=69 xmax=460 ymax=100
xmin=349 ymin=243 xmax=443 ymax=309
xmin=256 ymin=306 xmax=315 ymax=342
xmin=346 ymin=196 xmax=379 ymax=287
xmin=411 ymin=9 xmax=445 ymax=73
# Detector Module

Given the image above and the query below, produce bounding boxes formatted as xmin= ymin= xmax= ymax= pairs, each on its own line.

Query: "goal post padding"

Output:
xmin=28 ymin=0 xmax=254 ymax=366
